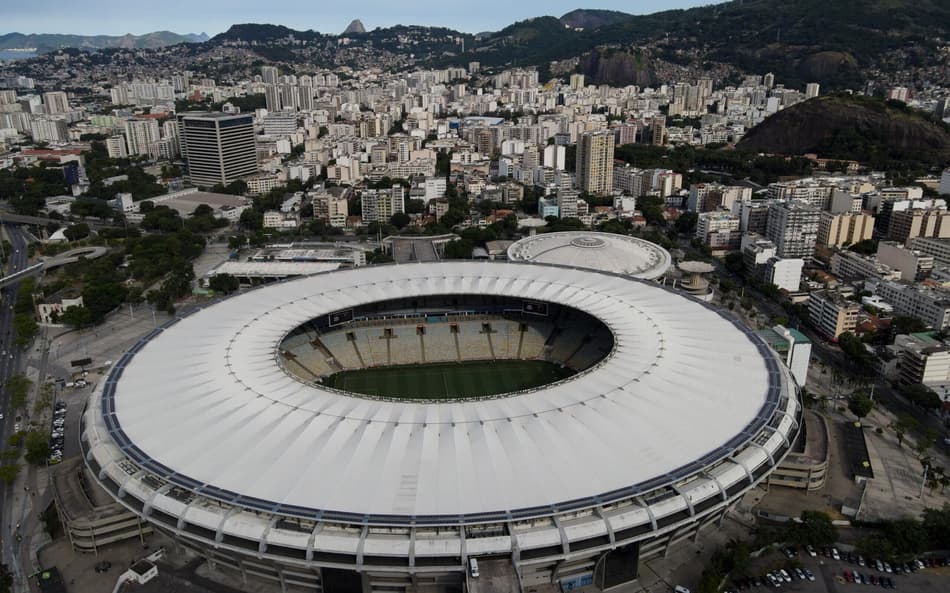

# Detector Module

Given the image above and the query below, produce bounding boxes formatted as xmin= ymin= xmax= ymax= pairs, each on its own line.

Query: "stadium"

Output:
xmin=505 ymin=231 xmax=673 ymax=280
xmin=82 ymin=261 xmax=801 ymax=593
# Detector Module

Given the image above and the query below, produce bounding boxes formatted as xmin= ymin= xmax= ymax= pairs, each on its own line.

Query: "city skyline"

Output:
xmin=1 ymin=0 xmax=721 ymax=37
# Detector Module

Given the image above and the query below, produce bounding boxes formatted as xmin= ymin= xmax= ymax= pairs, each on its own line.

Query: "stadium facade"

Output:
xmin=82 ymin=261 xmax=800 ymax=593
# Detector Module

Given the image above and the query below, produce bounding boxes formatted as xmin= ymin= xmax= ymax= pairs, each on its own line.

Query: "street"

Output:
xmin=0 ymin=224 xmax=34 ymax=590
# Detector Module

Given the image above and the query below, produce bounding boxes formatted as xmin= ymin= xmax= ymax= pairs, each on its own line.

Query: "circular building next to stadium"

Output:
xmin=83 ymin=261 xmax=800 ymax=593
xmin=506 ymin=231 xmax=673 ymax=280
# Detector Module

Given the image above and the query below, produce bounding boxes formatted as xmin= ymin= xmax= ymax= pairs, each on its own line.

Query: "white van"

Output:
xmin=469 ymin=558 xmax=479 ymax=578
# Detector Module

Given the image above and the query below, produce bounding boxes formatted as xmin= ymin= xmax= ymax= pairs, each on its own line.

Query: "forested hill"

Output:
xmin=737 ymin=95 xmax=950 ymax=168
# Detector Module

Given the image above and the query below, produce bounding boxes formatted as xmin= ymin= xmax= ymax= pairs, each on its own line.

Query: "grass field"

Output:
xmin=323 ymin=359 xmax=575 ymax=399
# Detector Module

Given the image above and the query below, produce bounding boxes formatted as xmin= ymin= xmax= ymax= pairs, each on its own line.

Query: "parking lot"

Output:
xmin=727 ymin=546 xmax=950 ymax=593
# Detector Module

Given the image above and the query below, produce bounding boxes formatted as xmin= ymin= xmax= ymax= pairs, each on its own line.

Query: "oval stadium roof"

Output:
xmin=103 ymin=261 xmax=779 ymax=521
xmin=506 ymin=232 xmax=673 ymax=279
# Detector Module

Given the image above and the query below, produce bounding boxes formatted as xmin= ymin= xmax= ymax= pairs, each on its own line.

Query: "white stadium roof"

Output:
xmin=506 ymin=232 xmax=673 ymax=280
xmin=101 ymin=261 xmax=782 ymax=522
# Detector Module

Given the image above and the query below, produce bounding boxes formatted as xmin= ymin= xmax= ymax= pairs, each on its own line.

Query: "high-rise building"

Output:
xmin=123 ymin=118 xmax=161 ymax=156
xmin=42 ymin=91 xmax=70 ymax=114
xmin=888 ymin=209 xmax=950 ymax=243
xmin=766 ymin=201 xmax=820 ymax=260
xmin=261 ymin=66 xmax=279 ymax=85
xmin=105 ymin=135 xmax=129 ymax=159
xmin=569 ymin=74 xmax=585 ymax=90
xmin=817 ymin=211 xmax=875 ymax=248
xmin=543 ymin=144 xmax=565 ymax=170
xmin=651 ymin=116 xmax=666 ymax=146
xmin=179 ymin=113 xmax=258 ymax=187
xmin=263 ymin=112 xmax=298 ymax=137
xmin=763 ymin=72 xmax=775 ymax=89
xmin=264 ymin=85 xmax=282 ymax=112
xmin=361 ymin=188 xmax=405 ymax=223
xmin=808 ymin=291 xmax=859 ymax=340
xmin=805 ymin=83 xmax=820 ymax=99
xmin=576 ymin=130 xmax=614 ymax=196
xmin=556 ymin=189 xmax=579 ymax=219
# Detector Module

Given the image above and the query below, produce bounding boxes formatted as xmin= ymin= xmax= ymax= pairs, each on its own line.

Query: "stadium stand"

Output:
xmin=279 ymin=297 xmax=614 ymax=384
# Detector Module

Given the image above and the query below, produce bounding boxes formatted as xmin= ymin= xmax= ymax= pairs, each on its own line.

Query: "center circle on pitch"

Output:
xmin=277 ymin=294 xmax=614 ymax=401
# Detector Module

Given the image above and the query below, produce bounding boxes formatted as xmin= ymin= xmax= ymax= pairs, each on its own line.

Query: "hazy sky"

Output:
xmin=2 ymin=1 xmax=720 ymax=36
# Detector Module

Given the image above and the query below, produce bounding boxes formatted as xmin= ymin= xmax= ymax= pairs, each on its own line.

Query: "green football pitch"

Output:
xmin=323 ymin=359 xmax=576 ymax=400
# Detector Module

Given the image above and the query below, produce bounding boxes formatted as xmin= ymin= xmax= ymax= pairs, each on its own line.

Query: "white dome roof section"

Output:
xmin=102 ymin=261 xmax=781 ymax=522
xmin=506 ymin=232 xmax=672 ymax=280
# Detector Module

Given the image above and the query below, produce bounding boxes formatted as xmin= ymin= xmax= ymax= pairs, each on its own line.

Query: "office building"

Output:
xmin=876 ymin=242 xmax=934 ymax=282
xmin=179 ymin=113 xmax=258 ymax=187
xmin=263 ymin=112 xmax=298 ymax=137
xmin=865 ymin=279 xmax=950 ymax=330
xmin=651 ymin=116 xmax=666 ymax=145
xmin=766 ymin=202 xmax=820 ymax=260
xmin=105 ymin=136 xmax=128 ymax=159
xmin=887 ymin=209 xmax=950 ymax=243
xmin=361 ymin=187 xmax=405 ymax=223
xmin=829 ymin=251 xmax=900 ymax=281
xmin=909 ymin=237 xmax=950 ymax=266
xmin=124 ymin=118 xmax=161 ymax=157
xmin=42 ymin=91 xmax=70 ymax=114
xmin=695 ymin=212 xmax=741 ymax=253
xmin=261 ymin=65 xmax=279 ymax=85
xmin=556 ymin=189 xmax=579 ymax=219
xmin=808 ymin=291 xmax=860 ymax=340
xmin=805 ymin=83 xmax=820 ymax=99
xmin=575 ymin=130 xmax=614 ymax=196
xmin=817 ymin=212 xmax=875 ymax=248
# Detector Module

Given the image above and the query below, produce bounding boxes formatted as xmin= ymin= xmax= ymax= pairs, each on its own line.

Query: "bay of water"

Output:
xmin=0 ymin=50 xmax=38 ymax=61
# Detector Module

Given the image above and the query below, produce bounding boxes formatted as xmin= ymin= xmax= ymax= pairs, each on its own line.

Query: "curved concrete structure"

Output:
xmin=82 ymin=261 xmax=800 ymax=592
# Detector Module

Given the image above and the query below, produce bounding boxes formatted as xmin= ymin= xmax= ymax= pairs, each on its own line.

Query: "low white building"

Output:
xmin=36 ymin=295 xmax=84 ymax=325
xmin=766 ymin=257 xmax=804 ymax=292
xmin=263 ymin=210 xmax=299 ymax=230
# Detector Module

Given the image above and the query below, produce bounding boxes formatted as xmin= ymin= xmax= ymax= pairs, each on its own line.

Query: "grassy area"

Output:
xmin=324 ymin=359 xmax=575 ymax=400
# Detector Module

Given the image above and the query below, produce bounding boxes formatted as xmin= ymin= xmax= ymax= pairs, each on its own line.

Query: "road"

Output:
xmin=0 ymin=225 xmax=32 ymax=590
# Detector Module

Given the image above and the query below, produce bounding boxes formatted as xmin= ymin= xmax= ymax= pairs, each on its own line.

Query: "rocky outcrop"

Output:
xmin=343 ymin=20 xmax=366 ymax=35
xmin=737 ymin=95 xmax=950 ymax=164
xmin=579 ymin=48 xmax=654 ymax=87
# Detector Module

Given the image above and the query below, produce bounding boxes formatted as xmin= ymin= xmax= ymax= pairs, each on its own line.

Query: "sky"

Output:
xmin=1 ymin=0 xmax=720 ymax=37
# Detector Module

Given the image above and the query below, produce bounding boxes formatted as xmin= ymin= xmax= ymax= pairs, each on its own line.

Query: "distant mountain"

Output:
xmin=343 ymin=20 xmax=366 ymax=35
xmin=737 ymin=94 xmax=950 ymax=166
xmin=0 ymin=31 xmax=208 ymax=53
xmin=559 ymin=9 xmax=632 ymax=30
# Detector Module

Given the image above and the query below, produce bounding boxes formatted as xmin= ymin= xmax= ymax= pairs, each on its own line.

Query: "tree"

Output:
xmin=848 ymin=392 xmax=874 ymax=420
xmin=7 ymin=375 xmax=31 ymax=411
xmin=786 ymin=510 xmax=838 ymax=546
xmin=443 ymin=239 xmax=474 ymax=259
xmin=13 ymin=314 xmax=38 ymax=347
xmin=891 ymin=316 xmax=927 ymax=335
xmin=59 ymin=305 xmax=93 ymax=328
xmin=922 ymin=506 xmax=950 ymax=549
xmin=63 ymin=223 xmax=91 ymax=241
xmin=856 ymin=535 xmax=896 ymax=561
xmin=675 ymin=211 xmax=698 ymax=234
xmin=889 ymin=415 xmax=917 ymax=448
xmin=390 ymin=212 xmax=411 ymax=229
xmin=0 ymin=464 xmax=20 ymax=484
xmin=227 ymin=235 xmax=246 ymax=250
xmin=902 ymin=383 xmax=942 ymax=410
xmin=239 ymin=208 xmax=263 ymax=231
xmin=23 ymin=431 xmax=50 ymax=466
xmin=208 ymin=273 xmax=240 ymax=295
